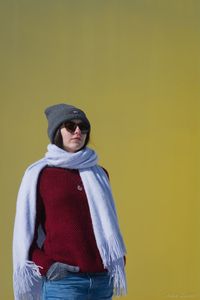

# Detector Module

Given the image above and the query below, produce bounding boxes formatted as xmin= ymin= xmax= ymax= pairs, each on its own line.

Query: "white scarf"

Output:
xmin=13 ymin=144 xmax=127 ymax=300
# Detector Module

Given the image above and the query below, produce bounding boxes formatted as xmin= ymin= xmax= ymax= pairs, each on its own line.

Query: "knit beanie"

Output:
xmin=45 ymin=103 xmax=91 ymax=143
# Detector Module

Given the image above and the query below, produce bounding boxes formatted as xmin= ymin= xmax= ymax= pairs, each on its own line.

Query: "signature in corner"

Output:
xmin=166 ymin=293 xmax=197 ymax=299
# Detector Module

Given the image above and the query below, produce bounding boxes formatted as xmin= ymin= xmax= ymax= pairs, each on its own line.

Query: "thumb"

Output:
xmin=60 ymin=263 xmax=80 ymax=273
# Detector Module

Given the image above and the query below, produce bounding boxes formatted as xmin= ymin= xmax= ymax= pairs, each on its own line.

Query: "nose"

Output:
xmin=74 ymin=125 xmax=81 ymax=134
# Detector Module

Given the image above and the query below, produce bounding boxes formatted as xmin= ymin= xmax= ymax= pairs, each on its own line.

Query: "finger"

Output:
xmin=61 ymin=263 xmax=80 ymax=272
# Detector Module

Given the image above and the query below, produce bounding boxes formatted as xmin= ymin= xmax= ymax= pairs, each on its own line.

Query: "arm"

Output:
xmin=28 ymin=186 xmax=54 ymax=276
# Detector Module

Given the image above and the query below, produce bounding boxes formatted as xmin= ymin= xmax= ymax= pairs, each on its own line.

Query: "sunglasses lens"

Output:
xmin=64 ymin=122 xmax=75 ymax=132
xmin=78 ymin=123 xmax=89 ymax=133
xmin=64 ymin=122 xmax=89 ymax=133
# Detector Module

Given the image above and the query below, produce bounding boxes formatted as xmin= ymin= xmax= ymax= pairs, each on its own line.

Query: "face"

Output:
xmin=60 ymin=119 xmax=88 ymax=153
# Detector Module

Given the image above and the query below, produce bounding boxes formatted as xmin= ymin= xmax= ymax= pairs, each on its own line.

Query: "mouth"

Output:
xmin=71 ymin=137 xmax=81 ymax=141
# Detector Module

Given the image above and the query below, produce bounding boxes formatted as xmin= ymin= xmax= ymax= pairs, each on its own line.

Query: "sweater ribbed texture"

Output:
xmin=29 ymin=166 xmax=106 ymax=275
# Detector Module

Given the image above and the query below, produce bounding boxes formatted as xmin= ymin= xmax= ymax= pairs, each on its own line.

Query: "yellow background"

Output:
xmin=1 ymin=1 xmax=200 ymax=299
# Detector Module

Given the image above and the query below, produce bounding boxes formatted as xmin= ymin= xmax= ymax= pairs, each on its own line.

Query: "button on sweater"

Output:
xmin=29 ymin=166 xmax=107 ymax=276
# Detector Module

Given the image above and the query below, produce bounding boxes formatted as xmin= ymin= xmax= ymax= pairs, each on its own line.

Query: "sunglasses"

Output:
xmin=63 ymin=121 xmax=90 ymax=134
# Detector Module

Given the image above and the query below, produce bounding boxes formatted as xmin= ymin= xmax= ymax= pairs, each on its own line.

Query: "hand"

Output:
xmin=46 ymin=262 xmax=80 ymax=281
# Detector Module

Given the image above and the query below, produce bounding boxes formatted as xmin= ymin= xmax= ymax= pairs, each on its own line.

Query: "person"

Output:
xmin=13 ymin=103 xmax=127 ymax=300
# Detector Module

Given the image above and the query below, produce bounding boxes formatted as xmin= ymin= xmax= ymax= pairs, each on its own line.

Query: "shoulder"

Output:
xmin=99 ymin=166 xmax=110 ymax=180
xmin=26 ymin=158 xmax=46 ymax=172
xmin=21 ymin=158 xmax=47 ymax=180
xmin=17 ymin=160 xmax=47 ymax=193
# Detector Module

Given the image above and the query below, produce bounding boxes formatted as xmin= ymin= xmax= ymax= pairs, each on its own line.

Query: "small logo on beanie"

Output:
xmin=73 ymin=110 xmax=79 ymax=114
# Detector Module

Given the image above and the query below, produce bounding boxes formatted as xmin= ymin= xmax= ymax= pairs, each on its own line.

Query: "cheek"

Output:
xmin=61 ymin=131 xmax=70 ymax=142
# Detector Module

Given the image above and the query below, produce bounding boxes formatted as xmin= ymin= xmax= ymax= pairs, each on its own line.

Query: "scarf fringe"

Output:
xmin=13 ymin=261 xmax=42 ymax=300
xmin=99 ymin=235 xmax=127 ymax=296
xmin=112 ymin=262 xmax=127 ymax=296
xmin=100 ymin=234 xmax=126 ymax=265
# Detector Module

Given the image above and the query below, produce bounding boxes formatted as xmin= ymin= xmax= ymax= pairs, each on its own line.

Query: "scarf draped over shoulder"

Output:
xmin=13 ymin=144 xmax=127 ymax=300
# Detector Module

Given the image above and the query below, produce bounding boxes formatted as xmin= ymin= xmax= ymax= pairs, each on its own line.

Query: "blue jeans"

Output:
xmin=42 ymin=272 xmax=113 ymax=300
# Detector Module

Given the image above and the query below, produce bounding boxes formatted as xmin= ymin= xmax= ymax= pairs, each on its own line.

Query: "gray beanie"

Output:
xmin=45 ymin=103 xmax=91 ymax=142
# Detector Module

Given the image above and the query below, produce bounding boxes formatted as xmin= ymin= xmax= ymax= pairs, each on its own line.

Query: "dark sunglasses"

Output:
xmin=63 ymin=121 xmax=90 ymax=134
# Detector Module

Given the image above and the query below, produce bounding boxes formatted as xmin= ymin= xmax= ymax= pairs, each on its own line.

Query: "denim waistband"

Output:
xmin=73 ymin=271 xmax=108 ymax=276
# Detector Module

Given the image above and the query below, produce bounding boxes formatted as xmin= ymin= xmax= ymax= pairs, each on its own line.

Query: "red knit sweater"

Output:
xmin=29 ymin=166 xmax=107 ymax=276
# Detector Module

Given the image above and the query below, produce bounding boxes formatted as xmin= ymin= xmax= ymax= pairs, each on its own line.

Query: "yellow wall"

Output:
xmin=1 ymin=1 xmax=200 ymax=299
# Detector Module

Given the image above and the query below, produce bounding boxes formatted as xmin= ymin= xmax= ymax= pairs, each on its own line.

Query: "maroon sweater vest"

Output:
xmin=29 ymin=166 xmax=106 ymax=276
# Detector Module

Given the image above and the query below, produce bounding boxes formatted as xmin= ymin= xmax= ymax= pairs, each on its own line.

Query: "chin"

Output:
xmin=71 ymin=146 xmax=83 ymax=153
xmin=64 ymin=142 xmax=84 ymax=153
